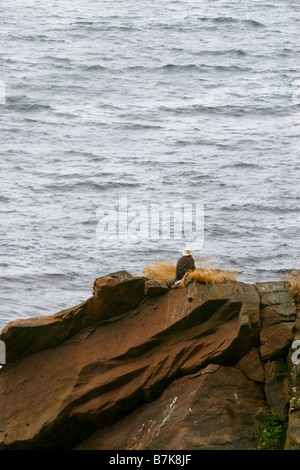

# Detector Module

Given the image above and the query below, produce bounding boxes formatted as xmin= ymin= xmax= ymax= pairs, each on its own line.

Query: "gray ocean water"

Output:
xmin=0 ymin=0 xmax=299 ymax=331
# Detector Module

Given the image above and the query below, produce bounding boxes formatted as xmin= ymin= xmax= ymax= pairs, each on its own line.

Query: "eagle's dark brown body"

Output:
xmin=175 ymin=254 xmax=195 ymax=281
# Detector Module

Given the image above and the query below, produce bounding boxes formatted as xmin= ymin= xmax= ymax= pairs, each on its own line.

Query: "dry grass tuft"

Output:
xmin=285 ymin=270 xmax=300 ymax=303
xmin=179 ymin=256 xmax=237 ymax=287
xmin=179 ymin=266 xmax=237 ymax=287
xmin=189 ymin=267 xmax=236 ymax=283
xmin=142 ymin=259 xmax=176 ymax=281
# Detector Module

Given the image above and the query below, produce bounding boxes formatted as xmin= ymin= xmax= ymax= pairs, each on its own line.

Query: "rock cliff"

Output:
xmin=0 ymin=271 xmax=299 ymax=450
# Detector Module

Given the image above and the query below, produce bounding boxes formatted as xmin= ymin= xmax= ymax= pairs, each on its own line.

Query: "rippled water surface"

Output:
xmin=0 ymin=0 xmax=299 ymax=330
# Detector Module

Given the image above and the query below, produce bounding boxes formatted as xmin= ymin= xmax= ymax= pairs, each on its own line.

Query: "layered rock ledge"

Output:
xmin=0 ymin=271 xmax=299 ymax=450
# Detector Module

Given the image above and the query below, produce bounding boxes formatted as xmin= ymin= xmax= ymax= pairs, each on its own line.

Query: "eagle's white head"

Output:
xmin=182 ymin=249 xmax=192 ymax=256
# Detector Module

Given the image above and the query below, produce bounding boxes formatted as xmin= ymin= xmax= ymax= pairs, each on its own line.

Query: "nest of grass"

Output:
xmin=179 ymin=267 xmax=237 ymax=287
xmin=142 ymin=257 xmax=237 ymax=286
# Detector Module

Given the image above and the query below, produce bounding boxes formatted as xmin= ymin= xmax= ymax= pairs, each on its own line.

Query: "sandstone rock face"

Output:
xmin=0 ymin=271 xmax=146 ymax=363
xmin=90 ymin=271 xmax=146 ymax=323
xmin=255 ymin=281 xmax=300 ymax=449
xmin=75 ymin=365 xmax=265 ymax=451
xmin=260 ymin=306 xmax=294 ymax=361
xmin=0 ymin=274 xmax=298 ymax=450
xmin=255 ymin=281 xmax=296 ymax=321
xmin=144 ymin=280 xmax=169 ymax=297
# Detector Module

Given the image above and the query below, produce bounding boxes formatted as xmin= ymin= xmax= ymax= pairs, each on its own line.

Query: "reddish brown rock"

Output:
xmin=75 ymin=365 xmax=265 ymax=451
xmin=235 ymin=347 xmax=264 ymax=383
xmin=0 ymin=274 xmax=297 ymax=450
xmin=144 ymin=280 xmax=169 ymax=297
xmin=89 ymin=271 xmax=146 ymax=323
xmin=0 ymin=302 xmax=86 ymax=364
xmin=260 ymin=321 xmax=294 ymax=362
xmin=264 ymin=359 xmax=291 ymax=421
xmin=0 ymin=279 xmax=261 ymax=450
xmin=257 ymin=284 xmax=295 ymax=363
xmin=0 ymin=271 xmax=146 ymax=363
xmin=255 ymin=281 xmax=296 ymax=321
xmin=260 ymin=306 xmax=282 ymax=328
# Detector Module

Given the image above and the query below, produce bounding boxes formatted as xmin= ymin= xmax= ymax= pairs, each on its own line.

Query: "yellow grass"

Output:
xmin=142 ymin=257 xmax=237 ymax=286
xmin=178 ymin=266 xmax=237 ymax=287
xmin=187 ymin=267 xmax=236 ymax=284
xmin=285 ymin=270 xmax=300 ymax=303
xmin=142 ymin=259 xmax=176 ymax=281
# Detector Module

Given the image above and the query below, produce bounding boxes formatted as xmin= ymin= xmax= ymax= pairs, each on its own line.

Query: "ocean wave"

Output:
xmin=82 ymin=64 xmax=109 ymax=71
xmin=41 ymin=55 xmax=73 ymax=63
xmin=6 ymin=33 xmax=51 ymax=41
xmin=212 ymin=17 xmax=265 ymax=28
xmin=158 ymin=102 xmax=292 ymax=117
xmin=158 ymin=103 xmax=246 ymax=117
xmin=0 ymin=273 xmax=80 ymax=284
xmin=33 ymin=180 xmax=143 ymax=192
xmin=5 ymin=100 xmax=54 ymax=113
xmin=221 ymin=162 xmax=263 ymax=169
xmin=117 ymin=122 xmax=163 ymax=130
xmin=77 ymin=62 xmax=253 ymax=75
xmin=71 ymin=21 xmax=97 ymax=26
xmin=175 ymin=139 xmax=236 ymax=149
xmin=222 ymin=203 xmax=299 ymax=214
xmin=194 ymin=49 xmax=248 ymax=57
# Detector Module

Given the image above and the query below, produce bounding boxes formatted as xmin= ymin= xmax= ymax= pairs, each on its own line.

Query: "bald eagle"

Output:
xmin=175 ymin=249 xmax=195 ymax=282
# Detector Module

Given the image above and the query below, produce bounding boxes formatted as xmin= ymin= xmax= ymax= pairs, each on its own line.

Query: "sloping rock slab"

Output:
xmin=144 ymin=280 xmax=169 ymax=297
xmin=0 ymin=271 xmax=146 ymax=363
xmin=75 ymin=365 xmax=265 ymax=450
xmin=0 ymin=281 xmax=260 ymax=450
